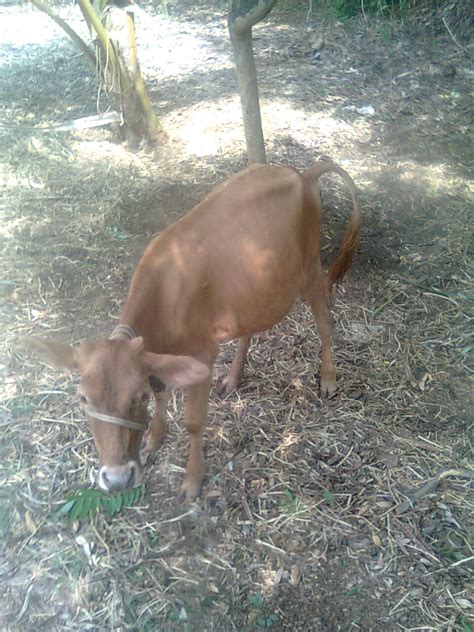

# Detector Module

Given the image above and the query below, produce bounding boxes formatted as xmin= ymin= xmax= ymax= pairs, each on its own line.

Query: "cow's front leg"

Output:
xmin=180 ymin=373 xmax=213 ymax=502
xmin=143 ymin=386 xmax=170 ymax=455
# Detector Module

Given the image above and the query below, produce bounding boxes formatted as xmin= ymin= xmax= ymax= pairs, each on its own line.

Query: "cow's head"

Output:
xmin=22 ymin=336 xmax=209 ymax=491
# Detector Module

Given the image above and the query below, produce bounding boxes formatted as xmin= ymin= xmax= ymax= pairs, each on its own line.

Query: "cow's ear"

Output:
xmin=21 ymin=337 xmax=78 ymax=371
xmin=143 ymin=353 xmax=209 ymax=389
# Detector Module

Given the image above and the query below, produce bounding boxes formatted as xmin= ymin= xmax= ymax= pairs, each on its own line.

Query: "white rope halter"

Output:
xmin=84 ymin=405 xmax=145 ymax=431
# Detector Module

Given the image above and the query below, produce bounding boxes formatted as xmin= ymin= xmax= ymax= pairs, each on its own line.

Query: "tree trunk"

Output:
xmin=79 ymin=0 xmax=164 ymax=144
xmin=121 ymin=10 xmax=164 ymax=144
xmin=228 ymin=0 xmax=276 ymax=165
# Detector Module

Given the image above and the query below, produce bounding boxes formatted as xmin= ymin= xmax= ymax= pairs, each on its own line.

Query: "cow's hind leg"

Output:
xmin=303 ymin=269 xmax=336 ymax=397
xmin=219 ymin=336 xmax=251 ymax=396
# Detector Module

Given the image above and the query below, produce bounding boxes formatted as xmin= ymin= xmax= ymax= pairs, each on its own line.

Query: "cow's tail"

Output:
xmin=303 ymin=162 xmax=362 ymax=290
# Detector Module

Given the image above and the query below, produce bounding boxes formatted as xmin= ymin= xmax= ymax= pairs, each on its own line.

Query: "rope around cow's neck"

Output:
xmin=109 ymin=324 xmax=137 ymax=340
xmin=84 ymin=405 xmax=145 ymax=431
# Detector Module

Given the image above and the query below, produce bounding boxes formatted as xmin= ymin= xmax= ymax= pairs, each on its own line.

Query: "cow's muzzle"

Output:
xmin=98 ymin=461 xmax=142 ymax=492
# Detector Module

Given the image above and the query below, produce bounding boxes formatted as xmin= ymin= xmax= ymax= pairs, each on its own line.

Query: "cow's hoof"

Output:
xmin=178 ymin=479 xmax=202 ymax=504
xmin=216 ymin=373 xmax=242 ymax=397
xmin=320 ymin=369 xmax=337 ymax=398
xmin=140 ymin=431 xmax=165 ymax=464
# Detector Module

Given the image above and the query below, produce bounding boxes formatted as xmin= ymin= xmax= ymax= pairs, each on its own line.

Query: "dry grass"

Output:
xmin=1 ymin=2 xmax=473 ymax=630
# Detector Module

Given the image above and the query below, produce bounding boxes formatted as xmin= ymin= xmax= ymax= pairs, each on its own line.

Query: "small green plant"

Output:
xmin=55 ymin=485 xmax=145 ymax=520
xmin=323 ymin=489 xmax=337 ymax=509
xmin=258 ymin=612 xmax=279 ymax=628
xmin=249 ymin=591 xmax=265 ymax=608
xmin=458 ymin=615 xmax=473 ymax=632
xmin=282 ymin=489 xmax=305 ymax=515
xmin=347 ymin=586 xmax=361 ymax=597
xmin=249 ymin=593 xmax=279 ymax=629
xmin=7 ymin=394 xmax=40 ymax=418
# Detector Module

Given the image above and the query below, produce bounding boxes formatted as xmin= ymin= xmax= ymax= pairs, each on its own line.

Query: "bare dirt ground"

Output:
xmin=1 ymin=1 xmax=473 ymax=630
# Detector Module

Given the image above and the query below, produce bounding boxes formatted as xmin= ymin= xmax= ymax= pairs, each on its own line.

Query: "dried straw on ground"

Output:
xmin=1 ymin=2 xmax=472 ymax=630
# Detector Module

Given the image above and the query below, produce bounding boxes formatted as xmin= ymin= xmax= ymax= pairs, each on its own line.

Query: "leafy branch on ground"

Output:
xmin=55 ymin=485 xmax=145 ymax=520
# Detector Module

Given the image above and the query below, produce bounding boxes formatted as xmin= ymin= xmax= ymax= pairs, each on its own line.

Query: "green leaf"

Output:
xmin=112 ymin=493 xmax=123 ymax=513
xmin=323 ymin=490 xmax=336 ymax=508
xmin=69 ymin=497 xmax=85 ymax=522
xmin=56 ymin=499 xmax=76 ymax=515
xmin=103 ymin=496 xmax=118 ymax=518
xmin=131 ymin=487 xmax=140 ymax=504
xmin=85 ymin=493 xmax=100 ymax=516
xmin=80 ymin=495 xmax=94 ymax=519
xmin=123 ymin=489 xmax=135 ymax=507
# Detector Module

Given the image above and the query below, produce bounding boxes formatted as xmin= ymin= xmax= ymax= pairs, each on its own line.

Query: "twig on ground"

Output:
xmin=442 ymin=17 xmax=468 ymax=52
xmin=396 ymin=467 xmax=474 ymax=515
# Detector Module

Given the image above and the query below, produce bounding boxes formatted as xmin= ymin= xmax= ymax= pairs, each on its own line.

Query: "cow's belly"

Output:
xmin=209 ymin=256 xmax=305 ymax=342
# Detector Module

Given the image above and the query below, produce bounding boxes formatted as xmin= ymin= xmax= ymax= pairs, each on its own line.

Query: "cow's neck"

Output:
xmin=117 ymin=277 xmax=163 ymax=349
xmin=114 ymin=253 xmax=208 ymax=357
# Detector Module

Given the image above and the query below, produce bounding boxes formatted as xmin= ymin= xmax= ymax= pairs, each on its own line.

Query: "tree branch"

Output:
xmin=229 ymin=0 xmax=277 ymax=36
xmin=396 ymin=467 xmax=474 ymax=515
xmin=30 ymin=0 xmax=97 ymax=66
xmin=77 ymin=0 xmax=121 ymax=79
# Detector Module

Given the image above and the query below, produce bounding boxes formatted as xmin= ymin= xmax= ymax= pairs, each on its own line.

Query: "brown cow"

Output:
xmin=23 ymin=161 xmax=361 ymax=501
